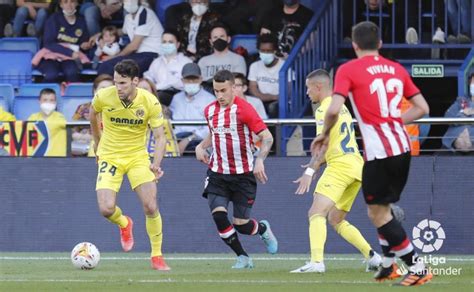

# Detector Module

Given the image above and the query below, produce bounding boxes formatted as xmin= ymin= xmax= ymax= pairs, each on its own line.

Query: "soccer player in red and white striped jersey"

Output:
xmin=195 ymin=70 xmax=278 ymax=269
xmin=311 ymin=22 xmax=432 ymax=286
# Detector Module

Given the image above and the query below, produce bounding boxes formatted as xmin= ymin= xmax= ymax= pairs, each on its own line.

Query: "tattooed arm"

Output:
xmin=253 ymin=129 xmax=273 ymax=183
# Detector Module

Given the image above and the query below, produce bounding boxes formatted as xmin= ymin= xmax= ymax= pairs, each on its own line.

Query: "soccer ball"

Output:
xmin=71 ymin=242 xmax=100 ymax=270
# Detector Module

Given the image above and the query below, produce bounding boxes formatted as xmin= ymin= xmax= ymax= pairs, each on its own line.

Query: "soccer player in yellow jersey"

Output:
xmin=90 ymin=60 xmax=170 ymax=270
xmin=291 ymin=69 xmax=381 ymax=273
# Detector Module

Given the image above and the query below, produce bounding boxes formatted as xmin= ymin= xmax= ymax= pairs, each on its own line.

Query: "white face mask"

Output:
xmin=123 ymin=0 xmax=139 ymax=14
xmin=470 ymin=84 xmax=474 ymax=97
xmin=192 ymin=4 xmax=208 ymax=17
xmin=40 ymin=102 xmax=56 ymax=116
xmin=63 ymin=9 xmax=76 ymax=17
xmin=184 ymin=83 xmax=200 ymax=96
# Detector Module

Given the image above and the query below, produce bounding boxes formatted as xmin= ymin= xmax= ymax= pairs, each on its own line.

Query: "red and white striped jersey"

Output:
xmin=204 ymin=97 xmax=267 ymax=174
xmin=334 ymin=55 xmax=420 ymax=161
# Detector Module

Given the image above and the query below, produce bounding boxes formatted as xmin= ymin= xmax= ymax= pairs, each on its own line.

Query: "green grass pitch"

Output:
xmin=1 ymin=253 xmax=473 ymax=291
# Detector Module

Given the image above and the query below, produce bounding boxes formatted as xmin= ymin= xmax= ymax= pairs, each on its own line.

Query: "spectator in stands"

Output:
xmin=0 ymin=0 xmax=15 ymax=38
xmin=442 ymin=73 xmax=474 ymax=152
xmin=34 ymin=0 xmax=91 ymax=83
xmin=137 ymin=77 xmax=171 ymax=119
xmin=0 ymin=105 xmax=15 ymax=121
xmin=446 ymin=0 xmax=471 ymax=43
xmin=248 ymin=33 xmax=283 ymax=119
xmin=169 ymin=63 xmax=215 ymax=155
xmin=143 ymin=29 xmax=193 ymax=107
xmin=260 ymin=0 xmax=313 ymax=58
xmin=221 ymin=0 xmax=275 ymax=35
xmin=4 ymin=0 xmax=50 ymax=37
xmin=400 ymin=97 xmax=420 ymax=156
xmin=175 ymin=0 xmax=221 ymax=61
xmin=198 ymin=24 xmax=246 ymax=92
xmin=92 ymin=25 xmax=120 ymax=69
xmin=28 ymin=88 xmax=66 ymax=122
xmin=233 ymin=72 xmax=268 ymax=120
xmin=97 ymin=0 xmax=163 ymax=77
xmin=80 ymin=0 xmax=123 ymax=36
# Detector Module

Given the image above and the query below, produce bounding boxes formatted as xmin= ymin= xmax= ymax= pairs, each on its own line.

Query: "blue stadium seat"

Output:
xmin=155 ymin=0 xmax=183 ymax=23
xmin=0 ymin=37 xmax=39 ymax=54
xmin=0 ymin=96 xmax=8 ymax=113
xmin=230 ymin=34 xmax=258 ymax=55
xmin=0 ymin=83 xmax=15 ymax=111
xmin=62 ymin=96 xmax=92 ymax=122
xmin=0 ymin=50 xmax=33 ymax=88
xmin=19 ymin=83 xmax=61 ymax=97
xmin=13 ymin=96 xmax=40 ymax=120
xmin=64 ymin=83 xmax=93 ymax=97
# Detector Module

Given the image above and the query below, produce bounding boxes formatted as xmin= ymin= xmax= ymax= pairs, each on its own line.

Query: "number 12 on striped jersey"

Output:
xmin=370 ymin=78 xmax=403 ymax=118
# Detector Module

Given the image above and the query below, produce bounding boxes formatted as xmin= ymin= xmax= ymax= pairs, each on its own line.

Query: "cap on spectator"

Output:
xmin=182 ymin=63 xmax=201 ymax=78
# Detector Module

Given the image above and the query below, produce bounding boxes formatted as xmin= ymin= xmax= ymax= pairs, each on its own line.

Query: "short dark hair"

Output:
xmin=93 ymin=74 xmax=113 ymax=92
xmin=306 ymin=69 xmax=330 ymax=81
xmin=257 ymin=33 xmax=278 ymax=50
xmin=39 ymin=88 xmax=56 ymax=99
xmin=102 ymin=25 xmax=119 ymax=40
xmin=210 ymin=22 xmax=230 ymax=37
xmin=162 ymin=29 xmax=180 ymax=43
xmin=114 ymin=59 xmax=140 ymax=79
xmin=213 ymin=70 xmax=234 ymax=84
xmin=352 ymin=21 xmax=380 ymax=50
xmin=232 ymin=72 xmax=247 ymax=86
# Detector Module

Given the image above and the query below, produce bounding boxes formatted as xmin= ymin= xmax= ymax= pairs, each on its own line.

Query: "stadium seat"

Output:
xmin=64 ymin=83 xmax=93 ymax=97
xmin=0 ymin=50 xmax=33 ymax=88
xmin=155 ymin=0 xmax=183 ymax=24
xmin=0 ymin=96 xmax=8 ymax=113
xmin=19 ymin=83 xmax=61 ymax=98
xmin=0 ymin=83 xmax=15 ymax=111
xmin=61 ymin=96 xmax=92 ymax=122
xmin=230 ymin=34 xmax=258 ymax=55
xmin=13 ymin=96 xmax=41 ymax=121
xmin=0 ymin=37 xmax=39 ymax=54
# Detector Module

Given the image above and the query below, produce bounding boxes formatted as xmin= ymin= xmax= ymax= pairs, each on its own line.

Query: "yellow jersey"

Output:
xmin=0 ymin=108 xmax=15 ymax=121
xmin=92 ymin=86 xmax=164 ymax=158
xmin=28 ymin=111 xmax=66 ymax=122
xmin=315 ymin=96 xmax=363 ymax=179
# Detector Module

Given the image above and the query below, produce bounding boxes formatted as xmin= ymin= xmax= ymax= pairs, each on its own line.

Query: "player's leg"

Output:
xmin=129 ymin=156 xmax=169 ymax=270
xmin=95 ymin=159 xmax=132 ymax=251
xmin=329 ymin=180 xmax=381 ymax=271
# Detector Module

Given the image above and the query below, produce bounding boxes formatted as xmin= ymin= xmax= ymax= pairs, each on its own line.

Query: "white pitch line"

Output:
xmin=1 ymin=256 xmax=474 ymax=262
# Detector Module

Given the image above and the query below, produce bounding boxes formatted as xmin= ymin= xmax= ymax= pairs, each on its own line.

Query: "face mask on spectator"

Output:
xmin=63 ymin=9 xmax=76 ymax=17
xmin=124 ymin=0 xmax=139 ymax=14
xmin=184 ymin=83 xmax=201 ymax=96
xmin=40 ymin=102 xmax=56 ymax=115
xmin=259 ymin=52 xmax=275 ymax=65
xmin=213 ymin=38 xmax=228 ymax=52
xmin=470 ymin=84 xmax=474 ymax=97
xmin=283 ymin=0 xmax=299 ymax=6
xmin=192 ymin=4 xmax=208 ymax=16
xmin=161 ymin=43 xmax=177 ymax=55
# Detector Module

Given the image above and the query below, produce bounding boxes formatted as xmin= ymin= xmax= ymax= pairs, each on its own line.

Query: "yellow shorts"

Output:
xmin=96 ymin=155 xmax=156 ymax=192
xmin=315 ymin=165 xmax=361 ymax=212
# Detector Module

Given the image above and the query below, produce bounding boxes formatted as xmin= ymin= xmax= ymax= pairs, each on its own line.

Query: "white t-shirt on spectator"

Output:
xmin=198 ymin=51 xmax=247 ymax=81
xmin=243 ymin=95 xmax=268 ymax=119
xmin=143 ymin=53 xmax=193 ymax=91
xmin=187 ymin=17 xmax=201 ymax=53
xmin=122 ymin=6 xmax=163 ymax=54
xmin=248 ymin=58 xmax=283 ymax=95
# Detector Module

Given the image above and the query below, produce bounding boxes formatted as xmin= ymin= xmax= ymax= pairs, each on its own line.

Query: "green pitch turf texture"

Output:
xmin=1 ymin=253 xmax=473 ymax=291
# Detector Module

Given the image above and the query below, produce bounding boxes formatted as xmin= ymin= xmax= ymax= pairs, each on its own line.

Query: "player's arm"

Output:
xmin=195 ymin=133 xmax=212 ymax=164
xmin=401 ymin=93 xmax=430 ymax=124
xmin=293 ymin=150 xmax=326 ymax=195
xmin=254 ymin=129 xmax=273 ymax=184
xmin=150 ymin=125 xmax=166 ymax=180
xmin=89 ymin=105 xmax=102 ymax=156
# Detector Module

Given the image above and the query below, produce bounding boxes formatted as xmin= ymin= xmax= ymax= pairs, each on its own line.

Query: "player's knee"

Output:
xmin=143 ymin=201 xmax=157 ymax=216
xmin=212 ymin=211 xmax=230 ymax=230
xmin=98 ymin=205 xmax=115 ymax=217
xmin=328 ymin=215 xmax=343 ymax=228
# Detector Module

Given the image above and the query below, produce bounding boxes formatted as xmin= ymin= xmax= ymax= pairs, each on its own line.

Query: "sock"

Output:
xmin=378 ymin=234 xmax=396 ymax=268
xmin=213 ymin=211 xmax=248 ymax=256
xmin=234 ymin=219 xmax=266 ymax=235
xmin=146 ymin=213 xmax=163 ymax=257
xmin=309 ymin=214 xmax=326 ymax=263
xmin=106 ymin=206 xmax=128 ymax=228
xmin=334 ymin=220 xmax=372 ymax=259
xmin=378 ymin=218 xmax=418 ymax=266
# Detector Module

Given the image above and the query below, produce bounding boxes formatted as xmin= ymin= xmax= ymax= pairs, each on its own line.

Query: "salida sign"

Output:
xmin=0 ymin=121 xmax=49 ymax=156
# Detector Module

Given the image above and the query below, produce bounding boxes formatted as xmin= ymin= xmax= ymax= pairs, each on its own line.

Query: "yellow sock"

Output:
xmin=146 ymin=213 xmax=163 ymax=257
xmin=334 ymin=220 xmax=372 ymax=258
xmin=107 ymin=206 xmax=128 ymax=228
xmin=309 ymin=214 xmax=327 ymax=263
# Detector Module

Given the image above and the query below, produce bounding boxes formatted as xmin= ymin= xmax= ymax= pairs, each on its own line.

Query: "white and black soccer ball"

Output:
xmin=71 ymin=242 xmax=100 ymax=270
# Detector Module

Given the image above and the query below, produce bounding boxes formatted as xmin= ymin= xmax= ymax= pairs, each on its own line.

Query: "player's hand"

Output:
xmin=195 ymin=145 xmax=210 ymax=164
xmin=299 ymin=164 xmax=317 ymax=180
xmin=150 ymin=163 xmax=164 ymax=181
xmin=253 ymin=158 xmax=268 ymax=184
xmin=293 ymin=174 xmax=312 ymax=195
xmin=310 ymin=134 xmax=329 ymax=157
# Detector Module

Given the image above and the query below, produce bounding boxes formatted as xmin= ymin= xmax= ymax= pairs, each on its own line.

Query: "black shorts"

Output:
xmin=362 ymin=152 xmax=411 ymax=205
xmin=203 ymin=169 xmax=257 ymax=213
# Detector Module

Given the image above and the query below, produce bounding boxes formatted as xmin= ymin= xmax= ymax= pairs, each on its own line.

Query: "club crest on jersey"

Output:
xmin=75 ymin=29 xmax=83 ymax=37
xmin=135 ymin=108 xmax=145 ymax=119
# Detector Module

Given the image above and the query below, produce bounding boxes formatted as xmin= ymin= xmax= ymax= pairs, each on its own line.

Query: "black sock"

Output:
xmin=234 ymin=219 xmax=267 ymax=235
xmin=378 ymin=218 xmax=417 ymax=266
xmin=212 ymin=211 xmax=248 ymax=256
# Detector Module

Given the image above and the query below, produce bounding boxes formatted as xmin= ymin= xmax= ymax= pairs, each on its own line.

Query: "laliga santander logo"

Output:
xmin=412 ymin=219 xmax=446 ymax=253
